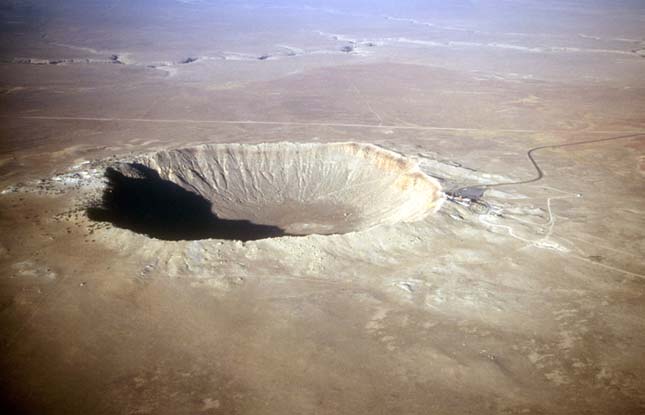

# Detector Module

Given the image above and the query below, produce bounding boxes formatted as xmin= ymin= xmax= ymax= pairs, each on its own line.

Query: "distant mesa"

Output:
xmin=13 ymin=57 xmax=58 ymax=65
xmin=179 ymin=56 xmax=199 ymax=64
xmin=88 ymin=143 xmax=444 ymax=241
xmin=12 ymin=56 xmax=122 ymax=65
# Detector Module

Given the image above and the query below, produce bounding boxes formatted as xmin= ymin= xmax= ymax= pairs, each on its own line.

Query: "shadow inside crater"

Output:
xmin=87 ymin=164 xmax=287 ymax=241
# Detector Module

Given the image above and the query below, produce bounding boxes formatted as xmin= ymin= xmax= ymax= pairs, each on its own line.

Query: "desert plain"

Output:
xmin=1 ymin=1 xmax=644 ymax=414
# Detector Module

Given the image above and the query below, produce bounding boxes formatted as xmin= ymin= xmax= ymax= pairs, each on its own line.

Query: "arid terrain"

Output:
xmin=1 ymin=1 xmax=644 ymax=414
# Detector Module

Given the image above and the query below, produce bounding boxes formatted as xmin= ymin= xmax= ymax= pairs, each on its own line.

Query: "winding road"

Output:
xmin=449 ymin=132 xmax=645 ymax=197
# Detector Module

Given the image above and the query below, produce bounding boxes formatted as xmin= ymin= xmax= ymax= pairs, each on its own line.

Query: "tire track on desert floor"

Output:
xmin=5 ymin=115 xmax=645 ymax=136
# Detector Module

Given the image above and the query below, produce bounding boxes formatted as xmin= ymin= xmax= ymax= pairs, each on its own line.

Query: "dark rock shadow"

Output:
xmin=87 ymin=164 xmax=286 ymax=241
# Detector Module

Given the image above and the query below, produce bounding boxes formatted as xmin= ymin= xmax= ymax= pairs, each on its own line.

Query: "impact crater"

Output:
xmin=88 ymin=142 xmax=444 ymax=241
